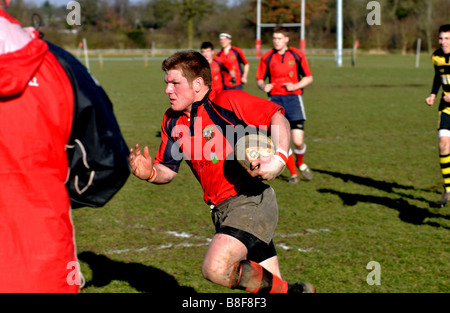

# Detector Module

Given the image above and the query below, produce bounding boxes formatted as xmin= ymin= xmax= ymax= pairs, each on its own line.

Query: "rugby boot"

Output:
xmin=288 ymin=175 xmax=300 ymax=184
xmin=436 ymin=191 xmax=450 ymax=208
xmin=299 ymin=163 xmax=313 ymax=181
xmin=287 ymin=282 xmax=316 ymax=293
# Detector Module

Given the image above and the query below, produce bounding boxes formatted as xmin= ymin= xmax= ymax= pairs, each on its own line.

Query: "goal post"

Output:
xmin=255 ymin=0 xmax=305 ymax=58
xmin=256 ymin=0 xmax=344 ymax=67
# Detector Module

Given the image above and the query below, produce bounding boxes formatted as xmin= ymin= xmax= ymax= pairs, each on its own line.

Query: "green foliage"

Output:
xmin=127 ymin=29 xmax=146 ymax=48
xmin=72 ymin=53 xmax=449 ymax=293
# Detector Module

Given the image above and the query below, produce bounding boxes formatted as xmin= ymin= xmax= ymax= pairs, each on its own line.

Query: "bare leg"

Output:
xmin=291 ymin=129 xmax=305 ymax=151
xmin=259 ymin=255 xmax=281 ymax=278
xmin=201 ymin=233 xmax=247 ymax=287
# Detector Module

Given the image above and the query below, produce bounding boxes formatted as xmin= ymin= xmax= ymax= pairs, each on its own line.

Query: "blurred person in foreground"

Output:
xmin=426 ymin=24 xmax=450 ymax=207
xmin=256 ymin=26 xmax=314 ymax=185
xmin=216 ymin=32 xmax=249 ymax=90
xmin=0 ymin=0 xmax=129 ymax=292
xmin=129 ymin=50 xmax=315 ymax=293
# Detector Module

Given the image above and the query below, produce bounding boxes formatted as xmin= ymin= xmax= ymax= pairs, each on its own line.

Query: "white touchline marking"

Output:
xmin=276 ymin=243 xmax=317 ymax=253
xmin=297 ymin=248 xmax=315 ymax=253
xmin=275 ymin=229 xmax=330 ymax=238
xmin=276 ymin=243 xmax=291 ymax=250
xmin=156 ymin=242 xmax=210 ymax=250
xmin=103 ymin=229 xmax=329 ymax=255
xmin=105 ymin=242 xmax=211 ymax=255
xmin=165 ymin=231 xmax=194 ymax=238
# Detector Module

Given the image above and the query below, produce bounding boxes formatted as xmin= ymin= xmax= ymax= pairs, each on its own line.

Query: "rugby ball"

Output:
xmin=234 ymin=133 xmax=275 ymax=170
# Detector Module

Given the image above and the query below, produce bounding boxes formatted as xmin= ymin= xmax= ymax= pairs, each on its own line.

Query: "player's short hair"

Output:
xmin=439 ymin=24 xmax=450 ymax=33
xmin=162 ymin=50 xmax=212 ymax=87
xmin=273 ymin=26 xmax=290 ymax=37
xmin=201 ymin=41 xmax=214 ymax=50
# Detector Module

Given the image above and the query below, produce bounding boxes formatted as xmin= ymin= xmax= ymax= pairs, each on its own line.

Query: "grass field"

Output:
xmin=72 ymin=53 xmax=450 ymax=294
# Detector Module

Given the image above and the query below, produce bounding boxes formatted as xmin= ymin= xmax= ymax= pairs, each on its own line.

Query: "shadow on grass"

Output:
xmin=78 ymin=251 xmax=197 ymax=294
xmin=314 ymin=169 xmax=450 ymax=230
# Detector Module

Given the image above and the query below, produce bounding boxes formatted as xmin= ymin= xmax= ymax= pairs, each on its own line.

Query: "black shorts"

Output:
xmin=438 ymin=111 xmax=450 ymax=138
xmin=216 ymin=226 xmax=277 ymax=263
xmin=289 ymin=120 xmax=305 ymax=130
xmin=439 ymin=111 xmax=450 ymax=131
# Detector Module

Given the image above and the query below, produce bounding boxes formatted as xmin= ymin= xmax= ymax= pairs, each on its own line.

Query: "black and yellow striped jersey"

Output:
xmin=431 ymin=48 xmax=450 ymax=113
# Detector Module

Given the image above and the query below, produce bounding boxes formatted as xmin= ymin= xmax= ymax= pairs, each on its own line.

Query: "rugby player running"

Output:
xmin=129 ymin=50 xmax=315 ymax=293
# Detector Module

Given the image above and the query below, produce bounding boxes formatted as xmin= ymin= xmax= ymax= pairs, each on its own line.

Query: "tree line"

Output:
xmin=7 ymin=0 xmax=450 ymax=53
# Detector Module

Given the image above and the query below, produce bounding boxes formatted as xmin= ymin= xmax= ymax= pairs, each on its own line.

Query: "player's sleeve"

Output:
xmin=431 ymin=64 xmax=441 ymax=95
xmin=154 ymin=112 xmax=183 ymax=173
xmin=256 ymin=56 xmax=268 ymax=81
xmin=237 ymin=47 xmax=249 ymax=65
xmin=300 ymin=52 xmax=312 ymax=77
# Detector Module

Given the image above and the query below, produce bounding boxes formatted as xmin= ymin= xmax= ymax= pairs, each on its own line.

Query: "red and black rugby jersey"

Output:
xmin=256 ymin=47 xmax=312 ymax=96
xmin=154 ymin=89 xmax=283 ymax=205
xmin=210 ymin=56 xmax=225 ymax=91
xmin=216 ymin=47 xmax=249 ymax=88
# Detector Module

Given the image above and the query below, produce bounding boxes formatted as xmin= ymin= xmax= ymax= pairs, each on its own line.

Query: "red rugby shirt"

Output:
xmin=256 ymin=47 xmax=312 ymax=96
xmin=155 ymin=89 xmax=283 ymax=205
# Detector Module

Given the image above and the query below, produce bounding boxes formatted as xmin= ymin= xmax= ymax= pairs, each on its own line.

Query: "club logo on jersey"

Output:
xmin=28 ymin=77 xmax=39 ymax=87
xmin=289 ymin=60 xmax=295 ymax=66
xmin=202 ymin=126 xmax=215 ymax=142
xmin=289 ymin=71 xmax=294 ymax=78
xmin=211 ymin=151 xmax=219 ymax=164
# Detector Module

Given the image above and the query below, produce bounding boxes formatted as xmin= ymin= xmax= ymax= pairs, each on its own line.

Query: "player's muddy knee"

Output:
xmin=201 ymin=260 xmax=237 ymax=287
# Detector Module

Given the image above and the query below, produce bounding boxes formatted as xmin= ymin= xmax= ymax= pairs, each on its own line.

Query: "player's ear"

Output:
xmin=193 ymin=77 xmax=204 ymax=92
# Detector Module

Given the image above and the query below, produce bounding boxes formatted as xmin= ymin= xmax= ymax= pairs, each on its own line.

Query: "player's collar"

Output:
xmin=191 ymin=89 xmax=212 ymax=111
xmin=188 ymin=89 xmax=212 ymax=133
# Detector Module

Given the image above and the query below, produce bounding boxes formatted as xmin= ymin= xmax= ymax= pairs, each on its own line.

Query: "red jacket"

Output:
xmin=0 ymin=10 xmax=78 ymax=292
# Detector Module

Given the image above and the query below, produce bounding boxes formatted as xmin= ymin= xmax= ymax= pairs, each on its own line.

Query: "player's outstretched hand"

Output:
xmin=129 ymin=144 xmax=153 ymax=181
xmin=247 ymin=156 xmax=285 ymax=181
